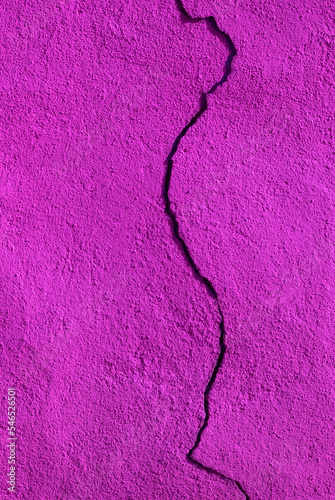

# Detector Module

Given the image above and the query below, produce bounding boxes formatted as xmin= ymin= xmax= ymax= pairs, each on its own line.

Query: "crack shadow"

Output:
xmin=162 ymin=1 xmax=250 ymax=499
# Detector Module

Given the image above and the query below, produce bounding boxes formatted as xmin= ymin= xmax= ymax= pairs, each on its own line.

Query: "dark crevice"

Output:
xmin=163 ymin=1 xmax=250 ymax=499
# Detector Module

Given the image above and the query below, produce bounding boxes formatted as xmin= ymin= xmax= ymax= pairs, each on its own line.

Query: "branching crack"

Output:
xmin=163 ymin=1 xmax=250 ymax=498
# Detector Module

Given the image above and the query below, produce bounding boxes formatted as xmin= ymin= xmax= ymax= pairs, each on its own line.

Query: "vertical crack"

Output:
xmin=163 ymin=1 xmax=250 ymax=498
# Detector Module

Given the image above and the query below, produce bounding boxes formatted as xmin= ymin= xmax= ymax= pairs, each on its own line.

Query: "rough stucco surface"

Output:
xmin=0 ymin=0 xmax=334 ymax=499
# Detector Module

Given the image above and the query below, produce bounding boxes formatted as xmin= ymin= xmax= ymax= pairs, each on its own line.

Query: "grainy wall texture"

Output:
xmin=0 ymin=0 xmax=334 ymax=499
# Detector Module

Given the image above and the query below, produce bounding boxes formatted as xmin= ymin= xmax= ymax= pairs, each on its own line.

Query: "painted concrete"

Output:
xmin=0 ymin=0 xmax=334 ymax=498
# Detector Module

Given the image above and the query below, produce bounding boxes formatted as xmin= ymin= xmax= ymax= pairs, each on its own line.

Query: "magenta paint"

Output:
xmin=0 ymin=0 xmax=334 ymax=498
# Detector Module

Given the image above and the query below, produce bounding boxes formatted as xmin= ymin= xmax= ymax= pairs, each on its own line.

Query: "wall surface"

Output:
xmin=0 ymin=1 xmax=334 ymax=499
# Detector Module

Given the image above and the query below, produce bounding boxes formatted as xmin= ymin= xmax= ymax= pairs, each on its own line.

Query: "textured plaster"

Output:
xmin=0 ymin=0 xmax=334 ymax=499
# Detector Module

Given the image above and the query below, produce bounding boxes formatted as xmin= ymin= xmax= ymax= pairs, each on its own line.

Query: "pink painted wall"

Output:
xmin=0 ymin=0 xmax=334 ymax=498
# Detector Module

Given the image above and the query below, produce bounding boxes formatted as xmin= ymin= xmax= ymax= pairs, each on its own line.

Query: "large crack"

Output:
xmin=163 ymin=1 xmax=250 ymax=499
